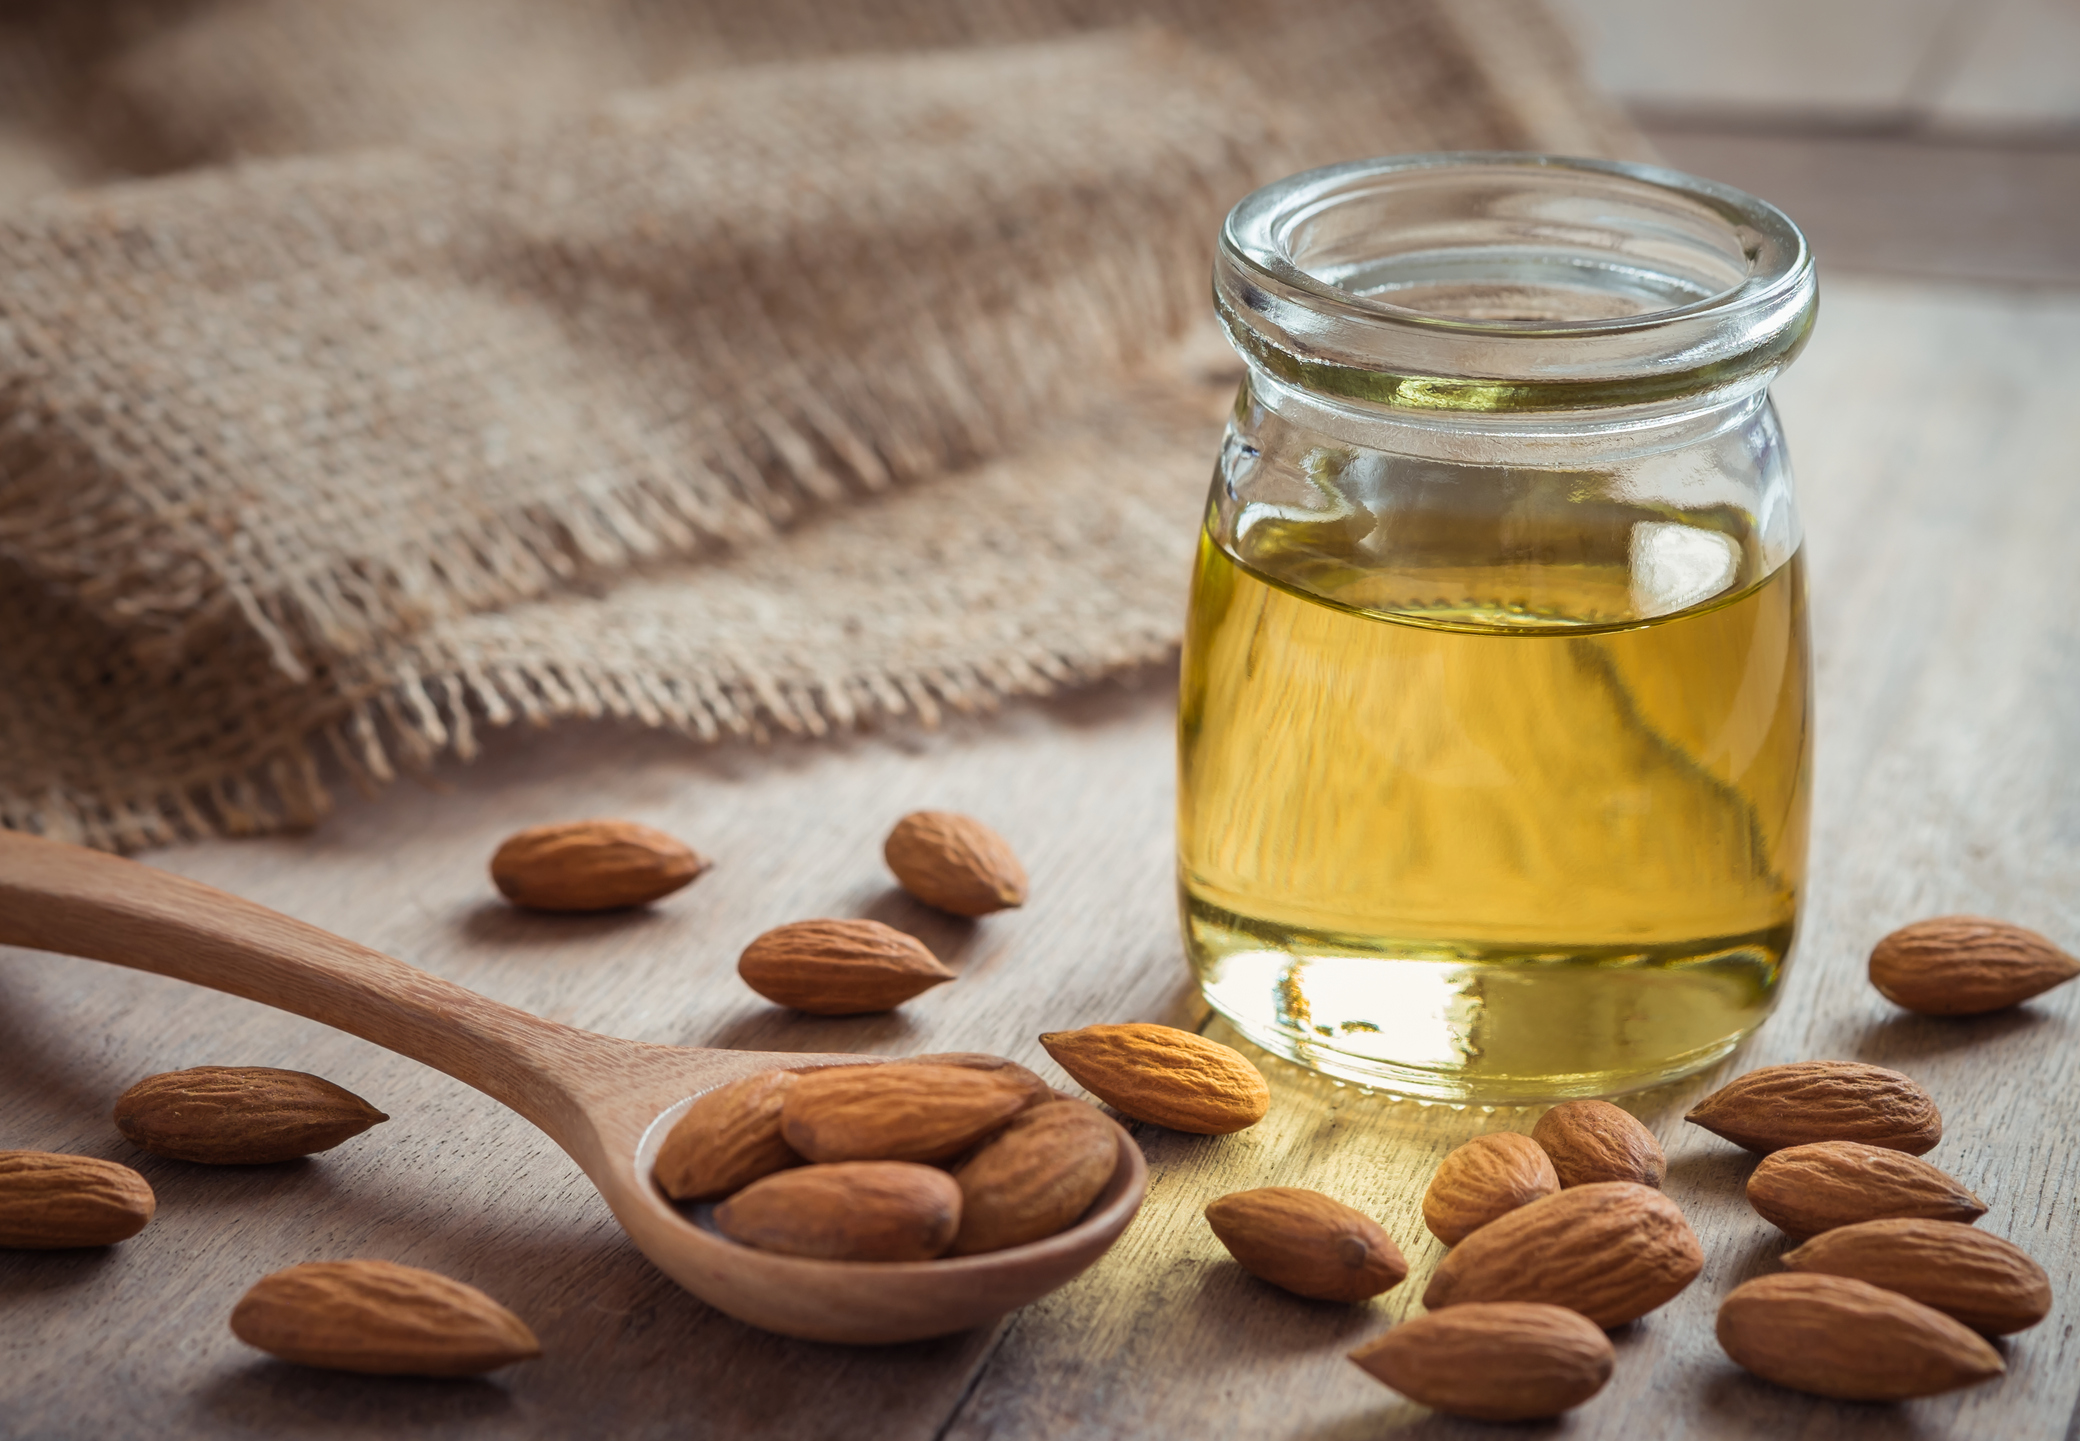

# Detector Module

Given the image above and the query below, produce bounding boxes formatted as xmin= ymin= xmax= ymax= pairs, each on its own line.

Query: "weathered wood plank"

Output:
xmin=3 ymin=274 xmax=2077 ymax=1439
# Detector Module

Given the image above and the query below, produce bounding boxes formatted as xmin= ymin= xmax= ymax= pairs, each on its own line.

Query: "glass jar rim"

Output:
xmin=1215 ymin=152 xmax=1817 ymax=413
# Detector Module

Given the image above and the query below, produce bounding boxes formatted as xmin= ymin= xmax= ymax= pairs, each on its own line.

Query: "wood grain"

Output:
xmin=3 ymin=273 xmax=2077 ymax=1437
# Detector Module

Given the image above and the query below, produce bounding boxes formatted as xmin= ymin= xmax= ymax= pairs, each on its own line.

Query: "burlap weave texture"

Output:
xmin=0 ymin=0 xmax=1642 ymax=848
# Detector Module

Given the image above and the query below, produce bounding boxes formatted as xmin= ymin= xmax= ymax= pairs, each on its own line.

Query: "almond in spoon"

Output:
xmin=1038 ymin=1023 xmax=1268 ymax=1134
xmin=950 ymin=1101 xmax=1119 ymax=1254
xmin=738 ymin=919 xmax=953 ymax=1015
xmin=1870 ymin=915 xmax=2080 ymax=1015
xmin=1422 ymin=1133 xmax=1558 ymax=1245
xmin=1781 ymin=1218 xmax=2051 ymax=1335
xmin=1685 ymin=1060 xmax=1941 ymax=1155
xmin=653 ymin=1070 xmax=805 ymax=1202
xmin=894 ymin=1052 xmax=1055 ymax=1110
xmin=0 ymin=1151 xmax=155 ymax=1248
xmin=715 ymin=1161 xmax=961 ymax=1261
xmin=781 ymin=1063 xmax=1030 ymax=1163
xmin=1205 ymin=1187 xmax=1408 ymax=1302
xmin=1350 ymin=1303 xmax=1614 ymax=1421
xmin=230 ymin=1259 xmax=541 ymax=1376
xmin=1747 ymin=1140 xmax=1986 ymax=1237
xmin=114 ymin=1066 xmax=387 ymax=1165
xmin=1716 ymin=1272 xmax=2003 ymax=1401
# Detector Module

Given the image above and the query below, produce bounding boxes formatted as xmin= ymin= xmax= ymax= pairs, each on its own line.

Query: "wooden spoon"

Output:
xmin=0 ymin=830 xmax=1147 ymax=1343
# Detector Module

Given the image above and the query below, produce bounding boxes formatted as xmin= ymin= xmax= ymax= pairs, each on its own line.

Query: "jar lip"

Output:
xmin=1215 ymin=152 xmax=1817 ymax=413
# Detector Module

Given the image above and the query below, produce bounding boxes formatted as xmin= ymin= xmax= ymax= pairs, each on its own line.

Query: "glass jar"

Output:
xmin=1179 ymin=154 xmax=1816 ymax=1104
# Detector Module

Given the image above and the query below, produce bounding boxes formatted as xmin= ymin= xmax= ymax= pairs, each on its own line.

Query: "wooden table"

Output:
xmin=6 ymin=274 xmax=2078 ymax=1439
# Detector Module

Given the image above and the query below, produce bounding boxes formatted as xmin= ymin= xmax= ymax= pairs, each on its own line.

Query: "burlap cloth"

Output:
xmin=0 ymin=0 xmax=1643 ymax=849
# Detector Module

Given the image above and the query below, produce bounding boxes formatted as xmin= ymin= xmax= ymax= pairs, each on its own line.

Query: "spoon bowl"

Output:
xmin=0 ymin=830 xmax=1147 ymax=1344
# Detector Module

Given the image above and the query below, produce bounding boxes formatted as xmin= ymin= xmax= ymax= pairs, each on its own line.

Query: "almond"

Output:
xmin=1870 ymin=915 xmax=2080 ymax=1016
xmin=1422 ymin=1181 xmax=1702 ymax=1327
xmin=714 ymin=1161 xmax=961 ymax=1261
xmin=780 ymin=1063 xmax=1030 ymax=1163
xmin=1349 ymin=1303 xmax=1614 ymax=1422
xmin=230 ymin=1259 xmax=541 ymax=1376
xmin=1422 ymin=1133 xmax=1559 ymax=1245
xmin=1038 ymin=1023 xmax=1268 ymax=1134
xmin=738 ymin=919 xmax=953 ymax=1015
xmin=950 ymin=1101 xmax=1119 ymax=1254
xmin=653 ymin=1070 xmax=805 ymax=1202
xmin=1532 ymin=1100 xmax=1666 ymax=1189
xmin=895 ymin=1052 xmax=1055 ymax=1110
xmin=1780 ymin=1218 xmax=2050 ymax=1335
xmin=1685 ymin=1060 xmax=1941 ymax=1155
xmin=1716 ymin=1272 xmax=2003 ymax=1401
xmin=114 ymin=1066 xmax=388 ymax=1165
xmin=1747 ymin=1141 xmax=1986 ymax=1237
xmin=490 ymin=819 xmax=708 ymax=911
xmin=1205 ymin=1187 xmax=1408 ymax=1302
xmin=0 ymin=1151 xmax=155 ymax=1248
xmin=884 ymin=811 xmax=1028 ymax=916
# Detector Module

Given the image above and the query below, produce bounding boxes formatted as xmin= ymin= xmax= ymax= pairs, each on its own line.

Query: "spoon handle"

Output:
xmin=0 ymin=830 xmax=617 ymax=1135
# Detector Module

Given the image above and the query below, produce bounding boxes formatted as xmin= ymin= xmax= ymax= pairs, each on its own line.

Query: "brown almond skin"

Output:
xmin=490 ymin=819 xmax=709 ymax=911
xmin=781 ymin=1064 xmax=1031 ymax=1163
xmin=1782 ymin=1218 xmax=2051 ymax=1334
xmin=230 ymin=1259 xmax=542 ymax=1376
xmin=653 ymin=1070 xmax=805 ymax=1202
xmin=738 ymin=919 xmax=954 ymax=1015
xmin=1532 ymin=1100 xmax=1666 ymax=1189
xmin=1685 ymin=1060 xmax=1941 ymax=1155
xmin=114 ymin=1066 xmax=388 ymax=1165
xmin=1206 ymin=1188 xmax=1408 ymax=1303
xmin=1422 ymin=1133 xmax=1559 ymax=1245
xmin=950 ymin=1101 xmax=1120 ymax=1255
xmin=1039 ymin=1023 xmax=1268 ymax=1135
xmin=884 ymin=811 xmax=1028 ymax=916
xmin=1422 ymin=1181 xmax=1703 ymax=1327
xmin=1747 ymin=1141 xmax=1986 ymax=1237
xmin=1350 ymin=1303 xmax=1614 ymax=1422
xmin=715 ymin=1161 xmax=961 ymax=1261
xmin=1870 ymin=915 xmax=2080 ymax=1015
xmin=1716 ymin=1272 xmax=2003 ymax=1401
xmin=0 ymin=1151 xmax=155 ymax=1248
xmin=896 ymin=1053 xmax=1054 ymax=1111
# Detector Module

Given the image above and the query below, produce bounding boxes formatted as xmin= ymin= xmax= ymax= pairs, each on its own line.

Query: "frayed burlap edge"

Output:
xmin=4 ymin=624 xmax=1181 ymax=854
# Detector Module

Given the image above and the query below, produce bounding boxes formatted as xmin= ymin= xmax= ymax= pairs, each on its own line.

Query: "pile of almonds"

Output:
xmin=1689 ymin=1057 xmax=2048 ymax=1402
xmin=654 ymin=1053 xmax=1119 ymax=1260
xmin=1319 ymin=1052 xmax=2054 ymax=1420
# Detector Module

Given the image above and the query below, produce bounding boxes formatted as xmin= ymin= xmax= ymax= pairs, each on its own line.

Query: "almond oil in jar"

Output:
xmin=1179 ymin=508 xmax=1810 ymax=1101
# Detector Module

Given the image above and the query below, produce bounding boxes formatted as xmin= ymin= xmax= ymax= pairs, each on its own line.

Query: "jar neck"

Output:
xmin=1216 ymin=153 xmax=1817 ymax=420
xmin=1238 ymin=362 xmax=1777 ymax=468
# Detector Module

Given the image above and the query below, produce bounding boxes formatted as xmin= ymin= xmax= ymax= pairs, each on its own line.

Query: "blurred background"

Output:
xmin=1555 ymin=0 xmax=2078 ymax=286
xmin=4 ymin=0 xmax=2070 ymax=282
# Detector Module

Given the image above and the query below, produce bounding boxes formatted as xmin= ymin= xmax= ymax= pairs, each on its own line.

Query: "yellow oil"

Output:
xmin=1178 ymin=522 xmax=1810 ymax=1102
